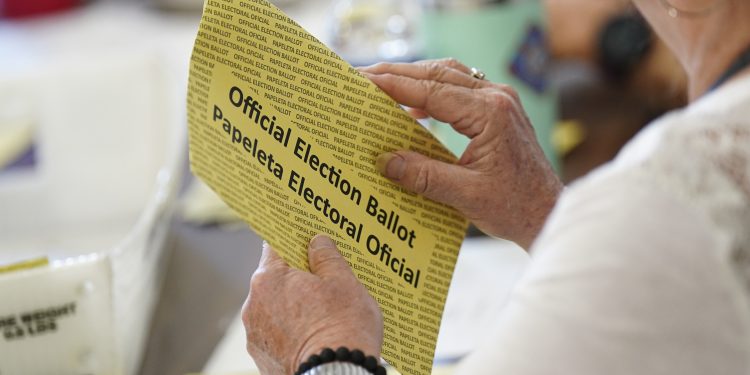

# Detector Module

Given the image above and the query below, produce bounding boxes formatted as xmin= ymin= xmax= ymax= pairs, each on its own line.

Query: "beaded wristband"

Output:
xmin=295 ymin=347 xmax=386 ymax=375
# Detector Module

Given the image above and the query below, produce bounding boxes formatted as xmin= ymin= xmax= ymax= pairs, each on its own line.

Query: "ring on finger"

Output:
xmin=470 ymin=67 xmax=486 ymax=80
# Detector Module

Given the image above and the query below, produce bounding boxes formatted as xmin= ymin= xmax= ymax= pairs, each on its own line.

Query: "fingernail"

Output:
xmin=376 ymin=152 xmax=406 ymax=180
xmin=309 ymin=234 xmax=335 ymax=250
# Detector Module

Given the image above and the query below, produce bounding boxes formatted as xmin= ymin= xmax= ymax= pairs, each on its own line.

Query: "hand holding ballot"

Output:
xmin=243 ymin=236 xmax=382 ymax=375
xmin=360 ymin=59 xmax=563 ymax=250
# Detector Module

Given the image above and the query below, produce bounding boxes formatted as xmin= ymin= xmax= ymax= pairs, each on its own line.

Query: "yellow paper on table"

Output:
xmin=0 ymin=257 xmax=49 ymax=274
xmin=187 ymin=1 xmax=468 ymax=374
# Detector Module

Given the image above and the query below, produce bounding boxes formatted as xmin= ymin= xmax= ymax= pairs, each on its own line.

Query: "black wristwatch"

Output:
xmin=598 ymin=13 xmax=653 ymax=80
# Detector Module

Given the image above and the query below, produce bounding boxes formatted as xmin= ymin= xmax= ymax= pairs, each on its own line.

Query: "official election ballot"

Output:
xmin=186 ymin=1 xmax=468 ymax=373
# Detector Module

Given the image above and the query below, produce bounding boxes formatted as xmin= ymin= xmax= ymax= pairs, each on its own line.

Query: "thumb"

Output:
xmin=307 ymin=235 xmax=352 ymax=279
xmin=376 ymin=151 xmax=475 ymax=208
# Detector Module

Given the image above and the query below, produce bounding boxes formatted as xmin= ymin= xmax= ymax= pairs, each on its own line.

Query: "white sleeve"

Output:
xmin=455 ymin=172 xmax=750 ymax=375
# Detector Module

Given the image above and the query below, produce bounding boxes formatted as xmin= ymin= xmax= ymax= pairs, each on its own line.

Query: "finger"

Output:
xmin=376 ymin=151 xmax=478 ymax=208
xmin=360 ymin=58 xmax=472 ymax=75
xmin=363 ymin=72 xmax=490 ymax=138
xmin=407 ymin=107 xmax=429 ymax=119
xmin=258 ymin=241 xmax=289 ymax=270
xmin=359 ymin=61 xmax=487 ymax=89
xmin=307 ymin=234 xmax=354 ymax=280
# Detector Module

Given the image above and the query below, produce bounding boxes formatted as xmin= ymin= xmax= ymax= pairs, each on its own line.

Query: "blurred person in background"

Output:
xmin=546 ymin=0 xmax=690 ymax=182
xmin=546 ymin=0 xmax=688 ymax=108
xmin=243 ymin=0 xmax=750 ymax=374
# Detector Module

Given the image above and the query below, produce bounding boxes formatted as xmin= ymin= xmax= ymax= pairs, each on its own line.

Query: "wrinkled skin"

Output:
xmin=361 ymin=59 xmax=562 ymax=249
xmin=242 ymin=236 xmax=383 ymax=374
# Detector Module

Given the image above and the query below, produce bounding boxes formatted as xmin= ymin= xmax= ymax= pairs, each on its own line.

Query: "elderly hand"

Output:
xmin=360 ymin=59 xmax=562 ymax=249
xmin=242 ymin=235 xmax=383 ymax=374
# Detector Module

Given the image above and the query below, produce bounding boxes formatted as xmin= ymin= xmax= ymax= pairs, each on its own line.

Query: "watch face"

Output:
xmin=599 ymin=14 xmax=653 ymax=79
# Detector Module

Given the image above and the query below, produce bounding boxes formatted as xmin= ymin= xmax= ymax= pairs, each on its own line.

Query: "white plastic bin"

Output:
xmin=0 ymin=6 xmax=189 ymax=373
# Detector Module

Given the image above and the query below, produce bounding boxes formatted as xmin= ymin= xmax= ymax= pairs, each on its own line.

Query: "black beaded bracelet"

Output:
xmin=294 ymin=347 xmax=386 ymax=375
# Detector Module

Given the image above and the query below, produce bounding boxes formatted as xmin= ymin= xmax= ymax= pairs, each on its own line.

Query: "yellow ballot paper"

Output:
xmin=187 ymin=1 xmax=468 ymax=373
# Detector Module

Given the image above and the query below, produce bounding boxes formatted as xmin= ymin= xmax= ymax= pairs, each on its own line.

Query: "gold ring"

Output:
xmin=470 ymin=67 xmax=486 ymax=80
